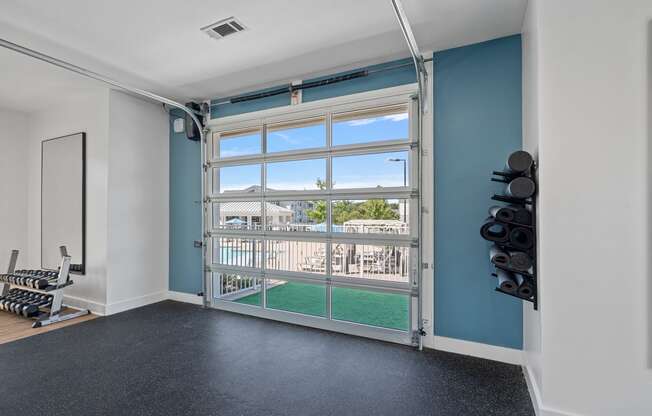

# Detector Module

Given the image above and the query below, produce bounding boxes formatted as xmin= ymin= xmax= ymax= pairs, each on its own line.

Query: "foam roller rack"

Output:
xmin=0 ymin=249 xmax=90 ymax=327
xmin=480 ymin=150 xmax=538 ymax=310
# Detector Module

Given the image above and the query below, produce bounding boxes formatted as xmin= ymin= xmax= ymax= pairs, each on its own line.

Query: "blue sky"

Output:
xmin=217 ymin=111 xmax=409 ymax=192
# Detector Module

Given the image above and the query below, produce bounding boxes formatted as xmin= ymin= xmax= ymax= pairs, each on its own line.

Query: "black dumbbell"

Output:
xmin=3 ymin=291 xmax=32 ymax=310
xmin=9 ymin=292 xmax=40 ymax=314
xmin=20 ymin=303 xmax=39 ymax=318
xmin=0 ymin=293 xmax=22 ymax=310
xmin=9 ymin=294 xmax=33 ymax=313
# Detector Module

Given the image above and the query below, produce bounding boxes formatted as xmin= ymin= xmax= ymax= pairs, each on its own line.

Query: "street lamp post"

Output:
xmin=387 ymin=158 xmax=407 ymax=223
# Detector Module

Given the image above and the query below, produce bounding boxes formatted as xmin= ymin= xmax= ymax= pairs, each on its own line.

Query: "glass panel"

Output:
xmin=214 ymin=237 xmax=262 ymax=268
xmin=331 ymin=199 xmax=409 ymax=235
xmin=214 ymin=164 xmax=261 ymax=194
xmin=266 ymin=240 xmax=327 ymax=274
xmin=267 ymin=117 xmax=326 ymax=153
xmin=213 ymin=273 xmax=262 ymax=305
xmin=212 ymin=201 xmax=263 ymax=231
xmin=216 ymin=128 xmax=261 ymax=158
xmin=331 ymin=286 xmax=409 ymax=331
xmin=265 ymin=200 xmax=326 ymax=232
xmin=332 ymin=151 xmax=409 ymax=189
xmin=331 ymin=243 xmax=409 ymax=283
xmin=265 ymin=278 xmax=326 ymax=317
xmin=332 ymin=106 xmax=409 ymax=146
xmin=266 ymin=159 xmax=326 ymax=191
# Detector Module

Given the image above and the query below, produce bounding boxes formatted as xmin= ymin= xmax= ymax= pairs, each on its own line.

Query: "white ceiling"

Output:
xmin=0 ymin=0 xmax=526 ymax=111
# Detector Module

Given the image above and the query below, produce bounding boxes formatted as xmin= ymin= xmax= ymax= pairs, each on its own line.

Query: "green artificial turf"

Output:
xmin=235 ymin=281 xmax=408 ymax=330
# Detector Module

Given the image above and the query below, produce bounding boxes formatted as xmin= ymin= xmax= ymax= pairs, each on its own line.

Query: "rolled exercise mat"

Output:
xmin=509 ymin=251 xmax=533 ymax=271
xmin=480 ymin=220 xmax=510 ymax=243
xmin=513 ymin=206 xmax=532 ymax=225
xmin=489 ymin=205 xmax=515 ymax=222
xmin=505 ymin=176 xmax=536 ymax=199
xmin=489 ymin=245 xmax=510 ymax=267
xmin=505 ymin=150 xmax=534 ymax=174
xmin=509 ymin=227 xmax=534 ymax=250
xmin=496 ymin=269 xmax=518 ymax=294
xmin=516 ymin=275 xmax=535 ymax=299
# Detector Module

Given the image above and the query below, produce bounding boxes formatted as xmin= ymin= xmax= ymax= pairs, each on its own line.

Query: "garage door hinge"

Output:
xmin=202 ymin=163 xmax=208 ymax=172
xmin=412 ymin=328 xmax=426 ymax=344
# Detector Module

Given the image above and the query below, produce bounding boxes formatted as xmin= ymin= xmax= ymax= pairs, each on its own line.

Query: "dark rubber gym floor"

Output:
xmin=0 ymin=301 xmax=534 ymax=416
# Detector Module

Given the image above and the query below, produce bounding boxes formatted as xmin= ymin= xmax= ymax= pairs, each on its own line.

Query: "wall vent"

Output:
xmin=201 ymin=17 xmax=247 ymax=40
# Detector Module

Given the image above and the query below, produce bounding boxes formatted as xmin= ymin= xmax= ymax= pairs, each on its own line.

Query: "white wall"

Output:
xmin=27 ymin=89 xmax=110 ymax=313
xmin=23 ymin=88 xmax=170 ymax=315
xmin=522 ymin=1 xmax=652 ymax=415
xmin=521 ymin=0 xmax=543 ymax=396
xmin=0 ymin=109 xmax=28 ymax=272
xmin=105 ymin=90 xmax=169 ymax=313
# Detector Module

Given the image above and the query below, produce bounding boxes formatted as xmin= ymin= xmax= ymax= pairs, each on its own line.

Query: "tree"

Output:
xmin=306 ymin=179 xmax=400 ymax=225
xmin=357 ymin=199 xmax=399 ymax=221
xmin=307 ymin=178 xmax=327 ymax=222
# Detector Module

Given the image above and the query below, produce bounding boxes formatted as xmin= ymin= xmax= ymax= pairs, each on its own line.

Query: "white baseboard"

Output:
xmin=104 ymin=291 xmax=168 ymax=315
xmin=63 ymin=294 xmax=106 ymax=316
xmin=523 ymin=365 xmax=582 ymax=416
xmin=431 ymin=335 xmax=524 ymax=365
xmin=167 ymin=290 xmax=203 ymax=305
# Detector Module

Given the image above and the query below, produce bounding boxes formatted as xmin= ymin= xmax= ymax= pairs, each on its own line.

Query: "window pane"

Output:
xmin=216 ymin=129 xmax=261 ymax=158
xmin=266 ymin=159 xmax=326 ymax=191
xmin=266 ymin=240 xmax=327 ymax=274
xmin=333 ymin=106 xmax=409 ymax=146
xmin=331 ymin=199 xmax=409 ymax=235
xmin=213 ymin=201 xmax=263 ymax=231
xmin=213 ymin=273 xmax=262 ymax=305
xmin=331 ymin=286 xmax=409 ymax=331
xmin=266 ymin=279 xmax=326 ymax=317
xmin=331 ymin=243 xmax=409 ymax=283
xmin=214 ymin=164 xmax=261 ymax=194
xmin=265 ymin=200 xmax=326 ymax=232
xmin=332 ymin=151 xmax=409 ymax=189
xmin=214 ymin=237 xmax=262 ymax=268
xmin=267 ymin=118 xmax=326 ymax=153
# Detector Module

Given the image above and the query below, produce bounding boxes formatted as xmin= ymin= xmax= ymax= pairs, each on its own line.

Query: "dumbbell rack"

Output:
xmin=0 ymin=250 xmax=90 ymax=328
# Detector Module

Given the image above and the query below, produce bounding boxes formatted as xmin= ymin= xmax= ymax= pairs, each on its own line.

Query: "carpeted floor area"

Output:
xmin=0 ymin=301 xmax=534 ymax=416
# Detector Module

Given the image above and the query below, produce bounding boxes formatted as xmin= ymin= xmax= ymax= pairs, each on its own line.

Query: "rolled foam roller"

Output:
xmin=489 ymin=205 xmax=515 ymax=222
xmin=505 ymin=177 xmax=536 ymax=199
xmin=509 ymin=251 xmax=533 ymax=271
xmin=496 ymin=269 xmax=518 ymax=294
xmin=509 ymin=227 xmax=534 ymax=250
xmin=513 ymin=206 xmax=532 ymax=225
xmin=480 ymin=220 xmax=510 ymax=243
xmin=505 ymin=150 xmax=534 ymax=174
xmin=517 ymin=275 xmax=535 ymax=299
xmin=489 ymin=245 xmax=510 ymax=267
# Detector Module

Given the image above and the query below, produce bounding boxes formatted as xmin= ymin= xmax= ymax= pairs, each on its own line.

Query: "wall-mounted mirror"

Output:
xmin=41 ymin=132 xmax=85 ymax=273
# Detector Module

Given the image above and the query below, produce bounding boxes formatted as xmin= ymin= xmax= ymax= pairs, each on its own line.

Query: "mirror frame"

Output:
xmin=41 ymin=132 xmax=86 ymax=274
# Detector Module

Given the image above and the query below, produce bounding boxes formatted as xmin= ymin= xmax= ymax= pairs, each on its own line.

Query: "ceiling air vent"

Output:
xmin=201 ymin=17 xmax=247 ymax=40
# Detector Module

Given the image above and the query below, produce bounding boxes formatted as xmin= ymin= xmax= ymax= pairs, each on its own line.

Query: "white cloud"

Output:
xmin=270 ymin=132 xmax=301 ymax=145
xmin=347 ymin=118 xmax=378 ymax=126
xmin=383 ymin=113 xmax=409 ymax=122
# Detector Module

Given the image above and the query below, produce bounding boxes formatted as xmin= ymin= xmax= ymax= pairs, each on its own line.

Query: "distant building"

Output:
xmin=219 ymin=201 xmax=293 ymax=228
xmin=290 ymin=200 xmax=315 ymax=224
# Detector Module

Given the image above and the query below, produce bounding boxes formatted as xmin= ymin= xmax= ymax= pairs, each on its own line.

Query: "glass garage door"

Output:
xmin=203 ymin=93 xmax=421 ymax=345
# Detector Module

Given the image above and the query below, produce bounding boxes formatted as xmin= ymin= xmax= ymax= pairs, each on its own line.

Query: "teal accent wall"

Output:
xmin=434 ymin=35 xmax=523 ymax=349
xmin=169 ymin=110 xmax=202 ymax=294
